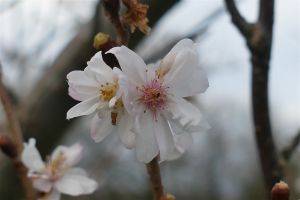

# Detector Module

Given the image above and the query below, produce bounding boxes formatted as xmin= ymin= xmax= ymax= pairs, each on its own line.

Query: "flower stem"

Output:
xmin=146 ymin=156 xmax=164 ymax=200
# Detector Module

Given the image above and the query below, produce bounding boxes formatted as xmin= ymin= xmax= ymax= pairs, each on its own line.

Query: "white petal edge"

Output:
xmin=107 ymin=46 xmax=148 ymax=85
xmin=167 ymin=96 xmax=207 ymax=131
xmin=55 ymin=168 xmax=98 ymax=196
xmin=117 ymin=111 xmax=136 ymax=149
xmin=163 ymin=48 xmax=208 ymax=97
xmin=90 ymin=112 xmax=113 ymax=143
xmin=51 ymin=143 xmax=83 ymax=167
xmin=133 ymin=112 xmax=159 ymax=163
xmin=85 ymin=51 xmax=115 ymax=83
xmin=154 ymin=115 xmax=182 ymax=162
xmin=66 ymin=96 xmax=101 ymax=120
xmin=158 ymin=39 xmax=196 ymax=77
xmin=22 ymin=138 xmax=45 ymax=172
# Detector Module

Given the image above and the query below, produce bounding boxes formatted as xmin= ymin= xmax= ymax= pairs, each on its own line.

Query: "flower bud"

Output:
xmin=0 ymin=135 xmax=17 ymax=159
xmin=93 ymin=32 xmax=116 ymax=52
xmin=271 ymin=181 xmax=290 ymax=200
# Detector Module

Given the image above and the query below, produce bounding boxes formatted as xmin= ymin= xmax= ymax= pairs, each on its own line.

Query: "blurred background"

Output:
xmin=0 ymin=0 xmax=299 ymax=199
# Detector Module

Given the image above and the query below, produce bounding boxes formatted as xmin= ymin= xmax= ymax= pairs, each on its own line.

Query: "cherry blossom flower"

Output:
xmin=66 ymin=52 xmax=135 ymax=148
xmin=21 ymin=138 xmax=98 ymax=200
xmin=109 ymin=39 xmax=209 ymax=163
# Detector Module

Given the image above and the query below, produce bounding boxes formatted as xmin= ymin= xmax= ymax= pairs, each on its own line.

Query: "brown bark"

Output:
xmin=224 ymin=0 xmax=283 ymax=196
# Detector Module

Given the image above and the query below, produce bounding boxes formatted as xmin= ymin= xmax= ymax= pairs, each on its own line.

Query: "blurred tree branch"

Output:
xmin=0 ymin=63 xmax=36 ymax=200
xmin=224 ymin=0 xmax=283 ymax=197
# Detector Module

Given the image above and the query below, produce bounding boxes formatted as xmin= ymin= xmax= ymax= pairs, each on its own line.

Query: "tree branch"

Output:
xmin=0 ymin=64 xmax=36 ymax=200
xmin=146 ymin=157 xmax=164 ymax=200
xmin=224 ymin=0 xmax=282 ymax=197
xmin=224 ymin=0 xmax=253 ymax=38
xmin=103 ymin=0 xmax=129 ymax=45
xmin=259 ymin=0 xmax=275 ymax=32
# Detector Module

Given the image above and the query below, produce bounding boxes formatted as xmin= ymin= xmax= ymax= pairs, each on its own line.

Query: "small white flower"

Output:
xmin=66 ymin=52 xmax=135 ymax=148
xmin=109 ymin=39 xmax=209 ymax=163
xmin=21 ymin=138 xmax=98 ymax=200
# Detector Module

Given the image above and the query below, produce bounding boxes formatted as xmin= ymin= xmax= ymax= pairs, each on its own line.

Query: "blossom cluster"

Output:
xmin=21 ymin=39 xmax=209 ymax=199
xmin=67 ymin=39 xmax=209 ymax=163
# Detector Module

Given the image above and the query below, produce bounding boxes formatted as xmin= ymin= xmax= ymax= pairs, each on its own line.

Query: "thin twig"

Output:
xmin=0 ymin=64 xmax=36 ymax=200
xmin=224 ymin=0 xmax=253 ymax=37
xmin=103 ymin=0 xmax=128 ymax=45
xmin=146 ymin=156 xmax=164 ymax=200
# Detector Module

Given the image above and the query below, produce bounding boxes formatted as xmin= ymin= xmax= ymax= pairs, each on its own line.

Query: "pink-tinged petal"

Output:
xmin=32 ymin=178 xmax=52 ymax=193
xmin=154 ymin=115 xmax=182 ymax=162
xmin=45 ymin=189 xmax=61 ymax=200
xmin=66 ymin=96 xmax=100 ymax=120
xmin=90 ymin=112 xmax=113 ymax=143
xmin=108 ymin=46 xmax=147 ymax=85
xmin=67 ymin=71 xmax=99 ymax=101
xmin=55 ymin=168 xmax=98 ymax=196
xmin=158 ymin=39 xmax=195 ymax=76
xmin=85 ymin=51 xmax=115 ymax=83
xmin=21 ymin=138 xmax=45 ymax=172
xmin=163 ymin=48 xmax=208 ymax=97
xmin=51 ymin=144 xmax=83 ymax=167
xmin=167 ymin=96 xmax=208 ymax=131
xmin=117 ymin=111 xmax=135 ymax=149
xmin=133 ymin=112 xmax=159 ymax=163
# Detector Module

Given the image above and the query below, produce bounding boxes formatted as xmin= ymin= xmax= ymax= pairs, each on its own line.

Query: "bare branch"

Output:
xmin=0 ymin=63 xmax=36 ymax=200
xmin=224 ymin=0 xmax=253 ymax=38
xmin=259 ymin=0 xmax=275 ymax=32
xmin=103 ymin=0 xmax=129 ymax=45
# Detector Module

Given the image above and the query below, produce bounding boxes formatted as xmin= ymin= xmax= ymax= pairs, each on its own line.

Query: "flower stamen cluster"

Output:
xmin=138 ymin=78 xmax=168 ymax=118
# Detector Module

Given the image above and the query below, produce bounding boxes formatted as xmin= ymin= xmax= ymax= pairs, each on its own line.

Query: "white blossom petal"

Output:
xmin=117 ymin=111 xmax=135 ymax=149
xmin=117 ymin=74 xmax=144 ymax=115
xmin=167 ymin=96 xmax=207 ymax=131
xmin=67 ymin=71 xmax=99 ymax=101
xmin=154 ymin=115 xmax=181 ymax=162
xmin=22 ymin=138 xmax=45 ymax=172
xmin=85 ymin=51 xmax=115 ymax=83
xmin=133 ymin=112 xmax=159 ymax=163
xmin=163 ymin=49 xmax=208 ymax=97
xmin=33 ymin=178 xmax=52 ymax=193
xmin=66 ymin=96 xmax=101 ymax=120
xmin=51 ymin=144 xmax=83 ymax=167
xmin=90 ymin=112 xmax=113 ymax=143
xmin=160 ymin=39 xmax=196 ymax=71
xmin=55 ymin=168 xmax=98 ymax=196
xmin=108 ymin=46 xmax=148 ymax=85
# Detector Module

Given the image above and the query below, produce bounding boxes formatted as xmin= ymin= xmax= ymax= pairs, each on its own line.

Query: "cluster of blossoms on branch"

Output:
xmin=22 ymin=39 xmax=209 ymax=199
xmin=67 ymin=39 xmax=209 ymax=163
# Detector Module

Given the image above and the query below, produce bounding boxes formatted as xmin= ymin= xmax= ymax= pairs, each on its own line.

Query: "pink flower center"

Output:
xmin=138 ymin=79 xmax=168 ymax=117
